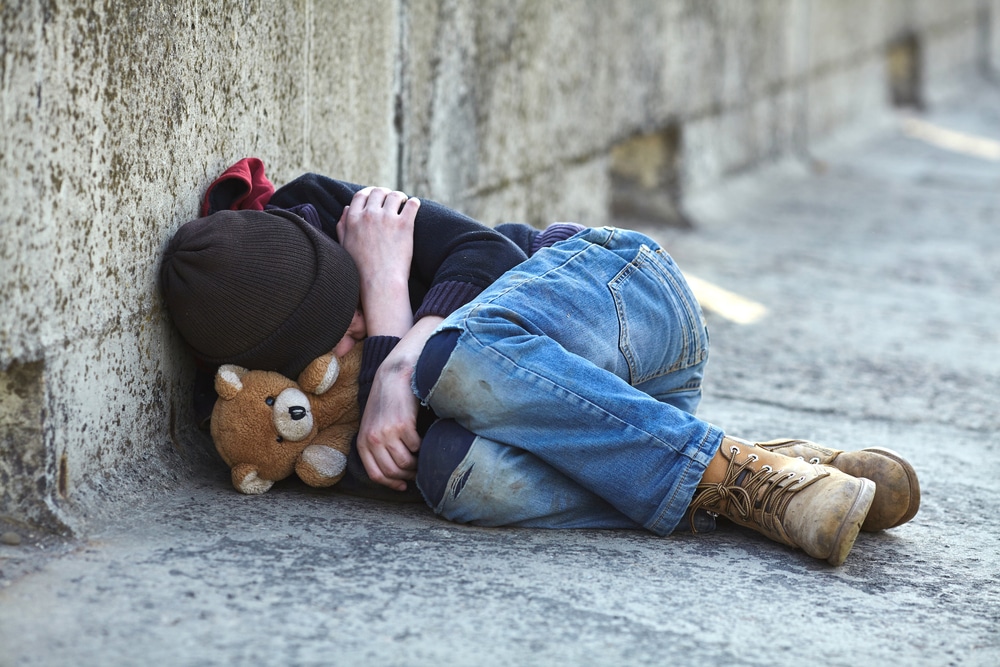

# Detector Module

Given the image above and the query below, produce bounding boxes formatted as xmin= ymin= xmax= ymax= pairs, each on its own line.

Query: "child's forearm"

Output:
xmin=360 ymin=273 xmax=413 ymax=339
xmin=378 ymin=315 xmax=446 ymax=379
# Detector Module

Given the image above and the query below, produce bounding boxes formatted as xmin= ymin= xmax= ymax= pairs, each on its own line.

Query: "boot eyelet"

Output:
xmin=748 ymin=454 xmax=759 ymax=462
xmin=730 ymin=446 xmax=740 ymax=454
xmin=761 ymin=465 xmax=772 ymax=472
xmin=809 ymin=457 xmax=820 ymax=464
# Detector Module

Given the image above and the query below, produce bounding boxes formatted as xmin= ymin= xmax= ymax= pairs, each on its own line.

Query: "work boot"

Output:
xmin=756 ymin=439 xmax=919 ymax=532
xmin=688 ymin=437 xmax=875 ymax=566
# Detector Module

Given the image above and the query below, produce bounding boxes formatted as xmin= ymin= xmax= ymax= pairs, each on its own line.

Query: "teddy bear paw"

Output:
xmin=297 ymin=445 xmax=348 ymax=487
xmin=232 ymin=464 xmax=275 ymax=495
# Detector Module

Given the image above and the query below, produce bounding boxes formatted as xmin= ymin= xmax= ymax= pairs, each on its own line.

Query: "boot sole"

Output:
xmin=860 ymin=447 xmax=920 ymax=529
xmin=826 ymin=478 xmax=876 ymax=566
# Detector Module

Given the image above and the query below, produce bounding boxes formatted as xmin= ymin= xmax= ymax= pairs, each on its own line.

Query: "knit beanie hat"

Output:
xmin=160 ymin=209 xmax=360 ymax=378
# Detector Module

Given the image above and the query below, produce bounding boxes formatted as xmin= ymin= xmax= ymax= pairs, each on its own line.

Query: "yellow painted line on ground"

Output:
xmin=901 ymin=116 xmax=1000 ymax=161
xmin=684 ymin=274 xmax=769 ymax=325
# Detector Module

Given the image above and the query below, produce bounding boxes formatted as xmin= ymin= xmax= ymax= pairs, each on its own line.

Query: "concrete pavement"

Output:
xmin=2 ymin=86 xmax=999 ymax=666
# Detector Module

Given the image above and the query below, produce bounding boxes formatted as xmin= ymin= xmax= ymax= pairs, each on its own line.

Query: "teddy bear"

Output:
xmin=209 ymin=342 xmax=364 ymax=494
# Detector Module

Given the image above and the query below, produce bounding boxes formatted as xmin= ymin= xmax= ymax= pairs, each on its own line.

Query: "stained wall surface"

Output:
xmin=0 ymin=0 xmax=991 ymax=533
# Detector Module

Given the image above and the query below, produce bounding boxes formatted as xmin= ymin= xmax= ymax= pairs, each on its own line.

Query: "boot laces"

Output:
xmin=689 ymin=444 xmax=827 ymax=537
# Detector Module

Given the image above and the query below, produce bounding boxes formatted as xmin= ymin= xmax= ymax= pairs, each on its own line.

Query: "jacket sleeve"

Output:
xmin=269 ymin=173 xmax=528 ymax=319
xmin=355 ymin=335 xmax=399 ymax=413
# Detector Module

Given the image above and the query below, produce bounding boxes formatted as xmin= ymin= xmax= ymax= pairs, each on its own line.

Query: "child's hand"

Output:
xmin=337 ymin=187 xmax=418 ymax=276
xmin=356 ymin=357 xmax=421 ymax=491
xmin=355 ymin=315 xmax=444 ymax=491
xmin=336 ymin=187 xmax=420 ymax=338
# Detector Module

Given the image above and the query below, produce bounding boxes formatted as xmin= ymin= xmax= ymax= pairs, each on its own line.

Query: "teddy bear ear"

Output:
xmin=298 ymin=353 xmax=340 ymax=395
xmin=215 ymin=364 xmax=248 ymax=400
xmin=232 ymin=463 xmax=274 ymax=494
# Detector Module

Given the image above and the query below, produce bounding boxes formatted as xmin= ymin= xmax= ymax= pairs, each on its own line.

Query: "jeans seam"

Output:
xmin=652 ymin=248 xmax=708 ymax=371
xmin=647 ymin=424 xmax=722 ymax=534
xmin=612 ymin=245 xmax=709 ymax=385
xmin=478 ymin=239 xmax=602 ymax=309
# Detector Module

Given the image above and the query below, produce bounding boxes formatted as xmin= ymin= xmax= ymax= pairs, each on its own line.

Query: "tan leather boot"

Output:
xmin=755 ymin=439 xmax=919 ymax=532
xmin=689 ymin=437 xmax=875 ymax=566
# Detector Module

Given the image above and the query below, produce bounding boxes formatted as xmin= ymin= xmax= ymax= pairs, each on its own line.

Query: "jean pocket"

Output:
xmin=609 ymin=244 xmax=709 ymax=385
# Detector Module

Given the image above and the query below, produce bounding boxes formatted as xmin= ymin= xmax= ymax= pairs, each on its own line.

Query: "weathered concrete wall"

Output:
xmin=990 ymin=0 xmax=1000 ymax=73
xmin=402 ymin=0 xmax=991 ymax=227
xmin=1 ymin=0 xmax=400 ymax=532
xmin=0 ymin=0 xmax=992 ymax=534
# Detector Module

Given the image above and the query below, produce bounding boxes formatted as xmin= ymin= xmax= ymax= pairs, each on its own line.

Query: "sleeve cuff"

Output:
xmin=531 ymin=222 xmax=586 ymax=254
xmin=359 ymin=335 xmax=401 ymax=386
xmin=414 ymin=281 xmax=483 ymax=320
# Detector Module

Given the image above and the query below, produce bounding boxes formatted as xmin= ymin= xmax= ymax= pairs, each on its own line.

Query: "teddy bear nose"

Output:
xmin=288 ymin=406 xmax=308 ymax=421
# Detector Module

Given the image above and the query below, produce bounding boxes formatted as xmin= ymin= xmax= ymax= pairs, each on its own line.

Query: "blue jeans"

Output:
xmin=413 ymin=226 xmax=724 ymax=536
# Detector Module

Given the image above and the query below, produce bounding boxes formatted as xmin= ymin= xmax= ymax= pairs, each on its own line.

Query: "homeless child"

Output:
xmin=160 ymin=172 xmax=920 ymax=566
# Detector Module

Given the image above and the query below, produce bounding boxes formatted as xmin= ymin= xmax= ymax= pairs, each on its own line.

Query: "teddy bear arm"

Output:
xmin=300 ymin=344 xmax=363 ymax=397
xmin=296 ymin=444 xmax=349 ymax=487
xmin=295 ymin=423 xmax=358 ymax=487
xmin=312 ymin=423 xmax=357 ymax=456
xmin=298 ymin=353 xmax=338 ymax=394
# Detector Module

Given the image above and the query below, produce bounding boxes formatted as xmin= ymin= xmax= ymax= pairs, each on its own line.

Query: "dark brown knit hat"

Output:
xmin=159 ymin=209 xmax=360 ymax=378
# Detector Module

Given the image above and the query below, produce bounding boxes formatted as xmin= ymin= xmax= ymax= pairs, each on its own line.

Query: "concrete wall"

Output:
xmin=1 ymin=0 xmax=992 ymax=534
xmin=402 ymin=0 xmax=992 ymax=227
xmin=1 ymin=0 xmax=401 ymax=533
xmin=990 ymin=0 xmax=1000 ymax=73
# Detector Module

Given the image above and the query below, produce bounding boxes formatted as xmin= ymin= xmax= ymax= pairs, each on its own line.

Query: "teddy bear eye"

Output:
xmin=265 ymin=396 xmax=275 ymax=406
xmin=275 ymin=436 xmax=284 ymax=443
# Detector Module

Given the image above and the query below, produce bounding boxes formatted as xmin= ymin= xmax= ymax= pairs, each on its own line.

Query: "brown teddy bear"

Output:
xmin=209 ymin=343 xmax=364 ymax=494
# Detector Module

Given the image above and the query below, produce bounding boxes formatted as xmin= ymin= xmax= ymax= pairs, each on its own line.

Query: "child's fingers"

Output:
xmin=401 ymin=197 xmax=421 ymax=219
xmin=384 ymin=190 xmax=410 ymax=214
xmin=351 ymin=186 xmax=374 ymax=209
xmin=335 ymin=206 xmax=349 ymax=240
xmin=360 ymin=447 xmax=408 ymax=491
xmin=364 ymin=187 xmax=390 ymax=210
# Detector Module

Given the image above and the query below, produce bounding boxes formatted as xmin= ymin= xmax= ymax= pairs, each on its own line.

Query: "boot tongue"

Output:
xmin=735 ymin=470 xmax=751 ymax=486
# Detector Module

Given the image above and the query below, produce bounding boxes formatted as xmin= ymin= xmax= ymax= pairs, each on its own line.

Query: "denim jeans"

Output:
xmin=413 ymin=226 xmax=724 ymax=536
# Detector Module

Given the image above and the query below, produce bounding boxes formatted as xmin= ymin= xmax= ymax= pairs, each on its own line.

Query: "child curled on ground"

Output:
xmin=160 ymin=159 xmax=920 ymax=566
